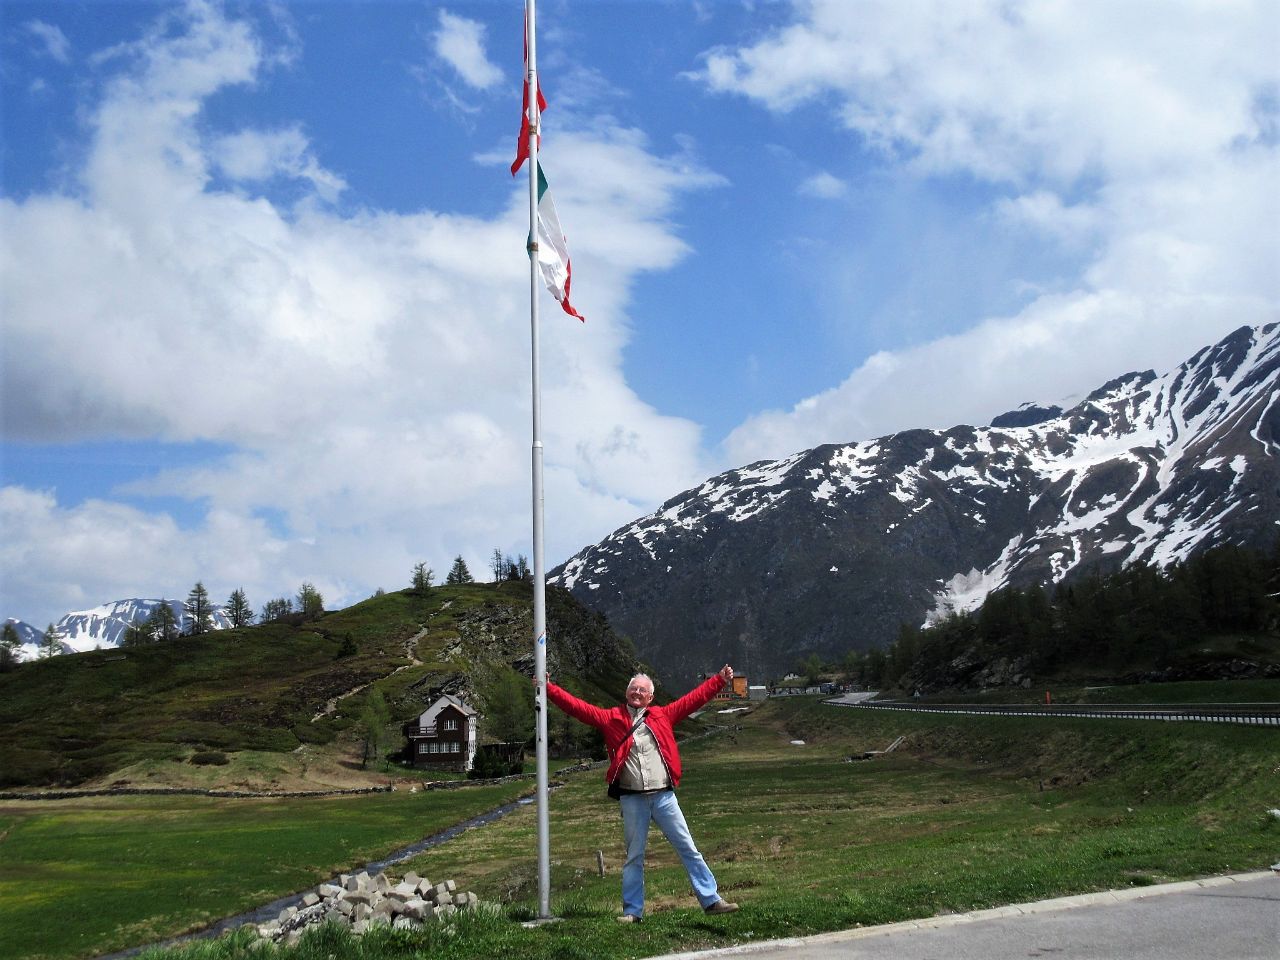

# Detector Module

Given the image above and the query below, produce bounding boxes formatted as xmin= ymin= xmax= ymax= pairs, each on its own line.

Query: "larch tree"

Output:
xmin=40 ymin=623 xmax=60 ymax=659
xmin=0 ymin=622 xmax=21 ymax=671
xmin=146 ymin=602 xmax=180 ymax=642
xmin=296 ymin=582 xmax=324 ymax=620
xmin=226 ymin=588 xmax=254 ymax=628
xmin=411 ymin=562 xmax=435 ymax=595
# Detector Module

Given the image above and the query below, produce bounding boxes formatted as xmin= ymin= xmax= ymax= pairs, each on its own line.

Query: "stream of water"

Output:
xmin=96 ymin=793 xmax=540 ymax=959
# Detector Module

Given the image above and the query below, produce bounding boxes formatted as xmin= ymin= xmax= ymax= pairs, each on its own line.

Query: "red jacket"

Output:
xmin=547 ymin=674 xmax=725 ymax=788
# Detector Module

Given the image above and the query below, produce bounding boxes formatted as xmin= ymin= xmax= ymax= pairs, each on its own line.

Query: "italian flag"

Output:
xmin=532 ymin=163 xmax=585 ymax=322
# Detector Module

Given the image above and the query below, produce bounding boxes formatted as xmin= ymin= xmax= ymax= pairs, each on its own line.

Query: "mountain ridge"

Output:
xmin=6 ymin=598 xmax=232 ymax=662
xmin=551 ymin=323 xmax=1280 ymax=684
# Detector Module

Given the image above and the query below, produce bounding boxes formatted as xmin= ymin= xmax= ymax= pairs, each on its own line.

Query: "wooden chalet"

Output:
xmin=403 ymin=694 xmax=477 ymax=772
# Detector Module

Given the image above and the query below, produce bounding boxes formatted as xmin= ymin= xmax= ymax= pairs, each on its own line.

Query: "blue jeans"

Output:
xmin=619 ymin=789 xmax=720 ymax=917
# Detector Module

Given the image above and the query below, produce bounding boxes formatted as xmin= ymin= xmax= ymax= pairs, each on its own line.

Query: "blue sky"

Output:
xmin=2 ymin=0 xmax=1277 ymax=630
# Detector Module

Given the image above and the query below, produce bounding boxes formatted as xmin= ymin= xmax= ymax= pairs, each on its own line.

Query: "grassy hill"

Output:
xmin=0 ymin=582 xmax=640 ymax=790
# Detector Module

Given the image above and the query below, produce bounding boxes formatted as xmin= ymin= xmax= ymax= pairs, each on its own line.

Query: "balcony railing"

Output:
xmin=406 ymin=724 xmax=464 ymax=737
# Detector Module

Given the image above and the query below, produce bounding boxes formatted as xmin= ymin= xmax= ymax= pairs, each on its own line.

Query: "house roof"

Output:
xmin=417 ymin=693 xmax=477 ymax=726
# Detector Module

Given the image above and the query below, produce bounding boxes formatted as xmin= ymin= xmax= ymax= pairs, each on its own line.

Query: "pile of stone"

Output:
xmin=255 ymin=869 xmax=496 ymax=946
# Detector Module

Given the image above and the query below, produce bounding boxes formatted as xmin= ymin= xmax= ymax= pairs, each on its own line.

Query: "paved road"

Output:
xmin=653 ymin=872 xmax=1278 ymax=960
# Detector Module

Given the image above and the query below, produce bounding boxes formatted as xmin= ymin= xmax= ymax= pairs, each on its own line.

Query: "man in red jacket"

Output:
xmin=547 ymin=664 xmax=739 ymax=922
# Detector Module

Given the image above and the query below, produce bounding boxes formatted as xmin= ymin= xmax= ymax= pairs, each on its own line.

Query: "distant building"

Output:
xmin=403 ymin=694 xmax=477 ymax=772
xmin=747 ymin=685 xmax=768 ymax=701
xmin=706 ymin=673 xmax=750 ymax=700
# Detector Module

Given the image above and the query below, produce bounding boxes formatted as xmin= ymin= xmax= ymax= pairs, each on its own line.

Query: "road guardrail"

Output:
xmin=826 ymin=700 xmax=1280 ymax=726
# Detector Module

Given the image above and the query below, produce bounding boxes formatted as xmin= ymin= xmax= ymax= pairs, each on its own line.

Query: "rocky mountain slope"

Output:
xmin=551 ymin=324 xmax=1280 ymax=684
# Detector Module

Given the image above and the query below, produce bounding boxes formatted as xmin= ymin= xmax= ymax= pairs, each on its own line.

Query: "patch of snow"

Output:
xmin=926 ymin=535 xmax=1024 ymax=623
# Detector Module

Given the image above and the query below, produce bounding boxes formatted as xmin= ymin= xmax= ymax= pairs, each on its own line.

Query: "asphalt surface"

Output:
xmin=653 ymin=872 xmax=1278 ymax=960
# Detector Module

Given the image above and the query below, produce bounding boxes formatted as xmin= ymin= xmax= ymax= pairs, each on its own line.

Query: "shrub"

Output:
xmin=189 ymin=751 xmax=229 ymax=766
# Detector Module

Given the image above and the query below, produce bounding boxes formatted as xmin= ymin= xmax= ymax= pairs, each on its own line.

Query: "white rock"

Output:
xmin=401 ymin=898 xmax=429 ymax=921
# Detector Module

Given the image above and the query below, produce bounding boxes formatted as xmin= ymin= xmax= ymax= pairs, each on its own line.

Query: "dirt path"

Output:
xmin=309 ymin=623 xmax=432 ymax=723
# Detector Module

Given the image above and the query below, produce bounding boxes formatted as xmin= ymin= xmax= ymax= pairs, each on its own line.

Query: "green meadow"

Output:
xmin=0 ymin=784 xmax=530 ymax=960
xmin=3 ymin=689 xmax=1277 ymax=960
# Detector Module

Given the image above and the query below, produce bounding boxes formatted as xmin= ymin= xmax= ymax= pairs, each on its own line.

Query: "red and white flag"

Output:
xmin=511 ymin=11 xmax=547 ymax=177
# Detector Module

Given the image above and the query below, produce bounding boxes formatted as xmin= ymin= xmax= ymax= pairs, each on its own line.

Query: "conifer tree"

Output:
xmin=296 ymin=582 xmax=324 ymax=620
xmin=184 ymin=582 xmax=213 ymax=636
xmin=121 ymin=615 xmax=153 ymax=647
xmin=225 ymin=588 xmax=254 ymax=628
xmin=446 ymin=555 xmax=474 ymax=585
xmin=40 ymin=623 xmax=60 ymax=659
xmin=146 ymin=602 xmax=180 ymax=642
xmin=261 ymin=597 xmax=293 ymax=622
xmin=359 ymin=689 xmax=391 ymax=769
xmin=0 ymin=622 xmax=21 ymax=671
xmin=410 ymin=562 xmax=434 ymax=595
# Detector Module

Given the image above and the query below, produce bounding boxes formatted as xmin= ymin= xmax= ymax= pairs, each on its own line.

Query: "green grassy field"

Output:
xmin=4 ymin=692 xmax=1276 ymax=960
xmin=0 ymin=783 xmax=531 ymax=960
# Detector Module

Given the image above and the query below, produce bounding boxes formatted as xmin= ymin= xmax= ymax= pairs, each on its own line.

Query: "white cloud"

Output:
xmin=0 ymin=487 xmax=296 ymax=623
xmin=211 ymin=126 xmax=347 ymax=202
xmin=25 ymin=20 xmax=70 ymax=63
xmin=433 ymin=10 xmax=502 ymax=91
xmin=724 ymin=289 xmax=1278 ymax=463
xmin=798 ymin=171 xmax=846 ymax=199
xmin=0 ymin=4 xmax=717 ymax=627
xmin=703 ymin=0 xmax=1280 ymax=462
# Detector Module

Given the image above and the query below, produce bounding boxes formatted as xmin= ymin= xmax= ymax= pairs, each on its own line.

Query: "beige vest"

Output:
xmin=618 ymin=708 xmax=671 ymax=791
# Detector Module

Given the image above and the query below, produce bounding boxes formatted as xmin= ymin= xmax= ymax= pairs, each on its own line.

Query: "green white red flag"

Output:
xmin=532 ymin=163 xmax=584 ymax=322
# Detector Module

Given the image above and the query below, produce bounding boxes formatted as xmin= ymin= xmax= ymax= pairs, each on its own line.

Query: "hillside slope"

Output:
xmin=0 ymin=583 xmax=639 ymax=789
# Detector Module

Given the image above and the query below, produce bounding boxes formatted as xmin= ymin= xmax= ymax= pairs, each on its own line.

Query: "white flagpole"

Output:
xmin=525 ymin=0 xmax=553 ymax=922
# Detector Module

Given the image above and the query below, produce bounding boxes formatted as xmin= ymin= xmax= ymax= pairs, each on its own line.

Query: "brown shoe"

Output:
xmin=704 ymin=900 xmax=738 ymax=914
xmin=616 ymin=914 xmax=642 ymax=923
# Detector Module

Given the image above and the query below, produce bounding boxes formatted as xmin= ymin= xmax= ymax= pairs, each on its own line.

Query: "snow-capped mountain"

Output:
xmin=8 ymin=599 xmax=232 ymax=662
xmin=551 ymin=324 xmax=1280 ymax=684
xmin=3 ymin=618 xmax=46 ymax=662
